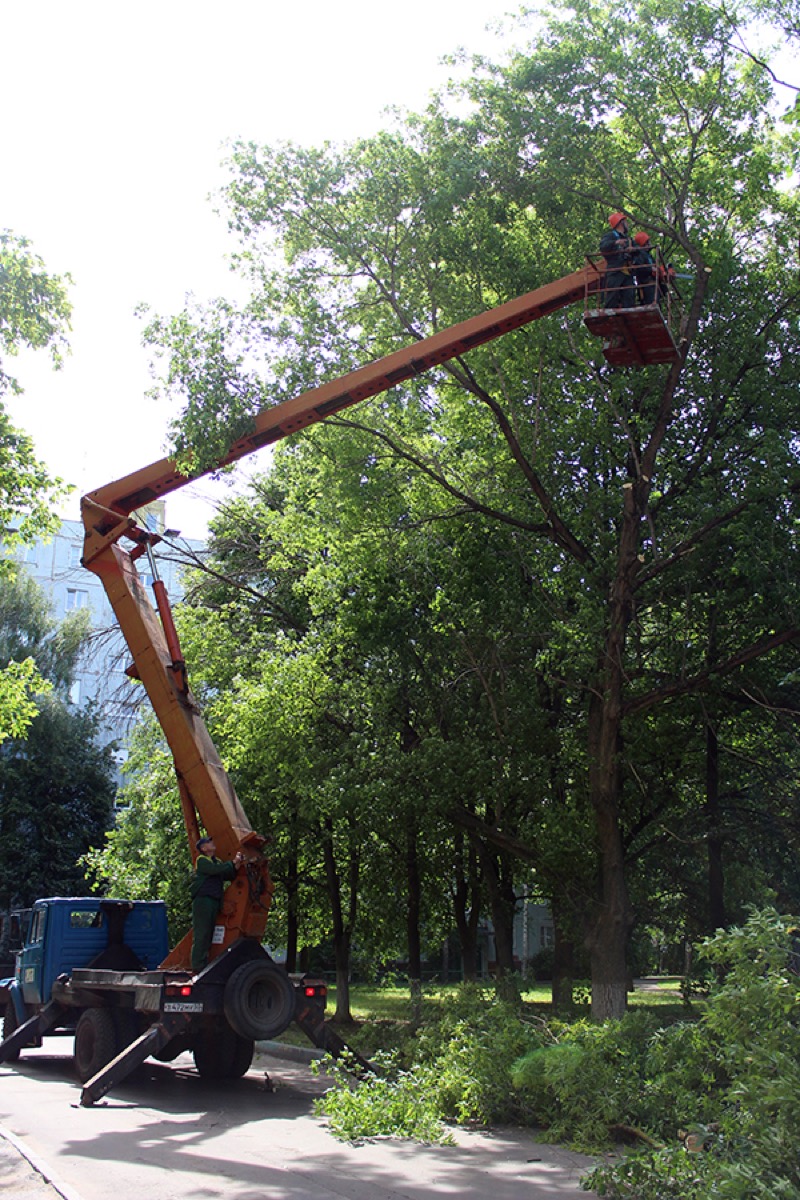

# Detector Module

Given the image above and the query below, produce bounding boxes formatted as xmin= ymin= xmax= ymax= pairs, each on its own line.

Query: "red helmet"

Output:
xmin=633 ymin=232 xmax=650 ymax=246
xmin=608 ymin=212 xmax=628 ymax=229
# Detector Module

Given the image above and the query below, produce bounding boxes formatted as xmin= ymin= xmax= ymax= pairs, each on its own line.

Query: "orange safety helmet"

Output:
xmin=608 ymin=212 xmax=628 ymax=229
xmin=633 ymin=231 xmax=650 ymax=245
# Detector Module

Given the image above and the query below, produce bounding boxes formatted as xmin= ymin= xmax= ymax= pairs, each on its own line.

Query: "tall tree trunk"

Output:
xmin=706 ymin=717 xmax=726 ymax=931
xmin=322 ymin=817 xmax=359 ymax=1023
xmin=406 ymin=819 xmax=423 ymax=1022
xmin=584 ymin=477 xmax=644 ymax=1018
xmin=472 ymin=835 xmax=517 ymax=976
xmin=551 ymin=908 xmax=576 ymax=1012
xmin=586 ymin=681 xmax=634 ymax=1019
xmin=452 ymin=831 xmax=482 ymax=980
xmin=704 ymin=605 xmax=726 ymax=933
xmin=284 ymin=840 xmax=299 ymax=973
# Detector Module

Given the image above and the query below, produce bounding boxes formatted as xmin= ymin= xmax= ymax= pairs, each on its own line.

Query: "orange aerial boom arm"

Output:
xmin=80 ymin=265 xmax=600 ymax=968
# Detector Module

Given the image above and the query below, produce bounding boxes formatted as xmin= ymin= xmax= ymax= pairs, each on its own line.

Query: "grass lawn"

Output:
xmin=276 ymin=977 xmax=690 ymax=1052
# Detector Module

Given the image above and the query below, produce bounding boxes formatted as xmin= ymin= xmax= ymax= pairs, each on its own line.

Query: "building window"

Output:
xmin=68 ymin=543 xmax=82 ymax=569
xmin=65 ymin=588 xmax=89 ymax=612
xmin=540 ymin=925 xmax=555 ymax=948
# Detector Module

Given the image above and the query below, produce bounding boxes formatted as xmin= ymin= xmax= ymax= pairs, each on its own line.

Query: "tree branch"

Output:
xmin=624 ymin=627 xmax=800 ymax=717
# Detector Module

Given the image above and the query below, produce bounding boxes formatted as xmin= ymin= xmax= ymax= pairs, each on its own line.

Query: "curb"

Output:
xmin=0 ymin=1123 xmax=85 ymax=1200
xmin=255 ymin=1040 xmax=324 ymax=1064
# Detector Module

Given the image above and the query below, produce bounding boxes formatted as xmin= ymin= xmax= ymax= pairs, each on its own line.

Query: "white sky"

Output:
xmin=2 ymin=0 xmax=521 ymax=539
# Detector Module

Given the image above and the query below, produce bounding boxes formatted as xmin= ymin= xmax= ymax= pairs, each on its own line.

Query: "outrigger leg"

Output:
xmin=80 ymin=1014 xmax=190 ymax=1106
xmin=0 ymin=999 xmax=66 ymax=1065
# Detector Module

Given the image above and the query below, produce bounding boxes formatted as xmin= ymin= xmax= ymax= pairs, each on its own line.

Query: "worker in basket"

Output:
xmin=599 ymin=212 xmax=636 ymax=308
xmin=632 ymin=231 xmax=678 ymax=307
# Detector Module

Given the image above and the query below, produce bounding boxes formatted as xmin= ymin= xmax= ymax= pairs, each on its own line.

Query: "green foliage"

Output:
xmin=0 ymin=231 xmax=73 ymax=744
xmin=0 ymin=570 xmax=89 ymax=690
xmin=316 ymin=908 xmax=800 ymax=1200
xmin=0 ymin=230 xmax=72 ymax=395
xmin=0 ymin=696 xmax=116 ymax=907
xmin=0 ymin=657 xmax=50 ymax=742
xmin=316 ymin=984 xmax=548 ymax=1139
xmin=314 ymin=1052 xmax=455 ymax=1145
xmin=0 ymin=570 xmax=92 ymax=745
xmin=585 ymin=909 xmax=800 ymax=1198
xmin=0 ymin=230 xmax=72 ymax=548
xmin=414 ymin=985 xmax=545 ymax=1125
xmin=82 ymin=716 xmax=191 ymax=941
xmin=0 ymin=570 xmax=114 ymax=905
xmin=134 ymin=0 xmax=800 ymax=1022
xmin=511 ymin=1010 xmax=721 ymax=1150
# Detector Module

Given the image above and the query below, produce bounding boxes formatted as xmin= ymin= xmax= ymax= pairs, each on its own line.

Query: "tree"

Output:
xmin=82 ymin=717 xmax=191 ymax=943
xmin=0 ymin=573 xmax=115 ymax=907
xmin=0 ymin=697 xmax=116 ymax=908
xmin=0 ymin=230 xmax=71 ymax=548
xmin=0 ymin=230 xmax=72 ymax=741
xmin=140 ymin=0 xmax=800 ymax=1016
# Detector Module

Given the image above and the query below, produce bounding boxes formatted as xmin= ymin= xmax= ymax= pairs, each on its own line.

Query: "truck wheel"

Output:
xmin=193 ymin=1021 xmax=254 ymax=1079
xmin=2 ymin=1001 xmax=20 ymax=1063
xmin=74 ymin=1009 xmax=117 ymax=1083
xmin=223 ymin=959 xmax=296 ymax=1041
xmin=153 ymin=1033 xmax=192 ymax=1062
xmin=112 ymin=1008 xmax=141 ymax=1054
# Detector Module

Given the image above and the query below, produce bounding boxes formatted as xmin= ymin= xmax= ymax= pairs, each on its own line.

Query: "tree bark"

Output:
xmin=706 ymin=717 xmax=726 ymax=931
xmin=472 ymin=834 xmax=518 ymax=976
xmin=321 ymin=817 xmax=358 ymax=1023
xmin=284 ymin=842 xmax=299 ymax=973
xmin=551 ymin=910 xmax=576 ymax=1012
xmin=406 ymin=820 xmax=423 ymax=1022
xmin=584 ymin=476 xmax=644 ymax=1018
xmin=452 ymin=831 xmax=482 ymax=980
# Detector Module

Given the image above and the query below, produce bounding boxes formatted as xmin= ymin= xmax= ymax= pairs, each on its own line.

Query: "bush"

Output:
xmin=416 ymin=985 xmax=546 ymax=1125
xmin=313 ymin=1052 xmax=454 ymax=1144
xmin=315 ymin=983 xmax=547 ymax=1139
xmin=316 ymin=908 xmax=800 ymax=1200
xmin=586 ymin=908 xmax=800 ymax=1199
xmin=512 ymin=1011 xmax=672 ymax=1149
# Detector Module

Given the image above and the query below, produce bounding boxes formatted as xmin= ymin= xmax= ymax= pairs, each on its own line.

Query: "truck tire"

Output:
xmin=193 ymin=1021 xmax=254 ymax=1079
xmin=74 ymin=1008 xmax=117 ymax=1083
xmin=112 ymin=1008 xmax=141 ymax=1054
xmin=2 ymin=1001 xmax=20 ymax=1063
xmin=223 ymin=959 xmax=296 ymax=1041
xmin=153 ymin=1033 xmax=192 ymax=1062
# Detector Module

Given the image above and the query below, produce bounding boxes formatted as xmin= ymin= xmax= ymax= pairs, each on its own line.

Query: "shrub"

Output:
xmin=315 ymin=983 xmax=546 ymax=1139
xmin=316 ymin=908 xmax=800 ymax=1200
xmin=313 ymin=1052 xmax=454 ymax=1144
xmin=512 ymin=1011 xmax=668 ymax=1149
xmin=586 ymin=908 xmax=800 ymax=1199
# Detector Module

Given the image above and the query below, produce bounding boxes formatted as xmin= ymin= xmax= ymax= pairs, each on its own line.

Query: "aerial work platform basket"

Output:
xmin=583 ymin=251 xmax=681 ymax=368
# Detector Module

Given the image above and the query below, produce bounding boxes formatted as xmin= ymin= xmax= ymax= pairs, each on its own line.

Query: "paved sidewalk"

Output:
xmin=0 ymin=1125 xmax=83 ymax=1200
xmin=2 ymin=1043 xmax=598 ymax=1199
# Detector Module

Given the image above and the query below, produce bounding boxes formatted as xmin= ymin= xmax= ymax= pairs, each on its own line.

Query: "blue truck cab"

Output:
xmin=5 ymin=897 xmax=169 ymax=1024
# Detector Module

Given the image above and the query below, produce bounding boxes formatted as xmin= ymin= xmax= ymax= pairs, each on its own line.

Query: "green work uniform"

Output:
xmin=190 ymin=854 xmax=237 ymax=973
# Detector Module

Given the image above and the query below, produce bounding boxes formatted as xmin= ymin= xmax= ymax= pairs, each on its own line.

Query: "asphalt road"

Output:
xmin=0 ymin=1038 xmax=598 ymax=1199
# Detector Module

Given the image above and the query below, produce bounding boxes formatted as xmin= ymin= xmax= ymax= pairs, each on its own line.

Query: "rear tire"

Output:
xmin=2 ymin=1001 xmax=20 ymax=1063
xmin=74 ymin=1008 xmax=117 ymax=1083
xmin=193 ymin=1020 xmax=254 ymax=1079
xmin=223 ymin=959 xmax=295 ymax=1041
xmin=112 ymin=1008 xmax=141 ymax=1054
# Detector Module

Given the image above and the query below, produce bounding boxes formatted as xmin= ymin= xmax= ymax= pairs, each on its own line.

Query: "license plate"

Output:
xmin=163 ymin=1001 xmax=203 ymax=1013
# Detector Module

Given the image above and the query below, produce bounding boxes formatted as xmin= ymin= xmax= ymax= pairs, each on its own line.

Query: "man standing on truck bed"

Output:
xmin=190 ymin=837 xmax=244 ymax=972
